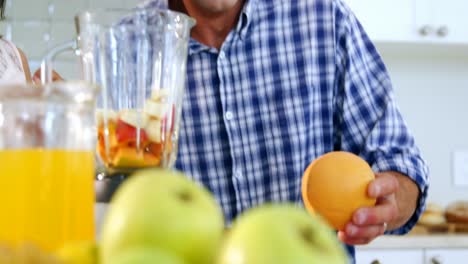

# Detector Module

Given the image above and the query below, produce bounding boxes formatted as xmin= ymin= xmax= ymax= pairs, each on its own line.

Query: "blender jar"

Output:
xmin=41 ymin=8 xmax=195 ymax=176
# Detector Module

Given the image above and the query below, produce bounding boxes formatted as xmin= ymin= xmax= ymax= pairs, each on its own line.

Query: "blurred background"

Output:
xmin=1 ymin=0 xmax=468 ymax=261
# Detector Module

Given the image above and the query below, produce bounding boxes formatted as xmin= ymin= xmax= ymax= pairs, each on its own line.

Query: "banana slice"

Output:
xmin=119 ymin=109 xmax=149 ymax=128
xmin=145 ymin=119 xmax=161 ymax=142
xmin=150 ymin=88 xmax=170 ymax=101
xmin=144 ymin=100 xmax=170 ymax=119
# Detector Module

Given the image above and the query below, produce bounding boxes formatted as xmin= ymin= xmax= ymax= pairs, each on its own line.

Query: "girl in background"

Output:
xmin=0 ymin=0 xmax=31 ymax=84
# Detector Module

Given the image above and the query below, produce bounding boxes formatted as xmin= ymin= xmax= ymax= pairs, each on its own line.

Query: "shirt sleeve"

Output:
xmin=333 ymin=0 xmax=430 ymax=235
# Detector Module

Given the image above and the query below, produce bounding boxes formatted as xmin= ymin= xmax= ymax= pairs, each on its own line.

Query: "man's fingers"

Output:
xmin=352 ymin=198 xmax=397 ymax=226
xmin=344 ymin=222 xmax=386 ymax=239
xmin=338 ymin=231 xmax=374 ymax=245
xmin=339 ymin=172 xmax=402 ymax=246
xmin=368 ymin=172 xmax=399 ymax=198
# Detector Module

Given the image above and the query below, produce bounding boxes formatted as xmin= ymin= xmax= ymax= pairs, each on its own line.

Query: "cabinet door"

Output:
xmin=425 ymin=249 xmax=468 ymax=264
xmin=344 ymin=0 xmax=416 ymax=42
xmin=413 ymin=0 xmax=434 ymax=39
xmin=431 ymin=0 xmax=468 ymax=44
xmin=356 ymin=249 xmax=424 ymax=264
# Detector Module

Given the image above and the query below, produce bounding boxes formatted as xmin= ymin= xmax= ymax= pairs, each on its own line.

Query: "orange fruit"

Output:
xmin=301 ymin=151 xmax=376 ymax=231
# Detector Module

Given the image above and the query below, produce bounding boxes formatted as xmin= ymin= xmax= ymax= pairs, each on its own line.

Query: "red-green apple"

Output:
xmin=100 ymin=169 xmax=225 ymax=264
xmin=217 ymin=204 xmax=348 ymax=264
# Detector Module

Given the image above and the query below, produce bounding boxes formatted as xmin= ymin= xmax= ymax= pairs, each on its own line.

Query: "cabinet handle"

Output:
xmin=436 ymin=26 xmax=449 ymax=37
xmin=430 ymin=256 xmax=443 ymax=264
xmin=419 ymin=25 xmax=434 ymax=36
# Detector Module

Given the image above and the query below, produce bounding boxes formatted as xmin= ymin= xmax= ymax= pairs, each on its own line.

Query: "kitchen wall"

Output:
xmin=0 ymin=0 xmax=142 ymax=78
xmin=3 ymin=1 xmax=467 ymax=207
xmin=377 ymin=44 xmax=468 ymax=207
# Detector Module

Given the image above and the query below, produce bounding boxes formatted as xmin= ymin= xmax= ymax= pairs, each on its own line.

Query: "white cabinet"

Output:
xmin=415 ymin=0 xmax=468 ymax=44
xmin=344 ymin=0 xmax=415 ymax=42
xmin=425 ymin=249 xmax=468 ymax=264
xmin=356 ymin=249 xmax=468 ymax=264
xmin=429 ymin=0 xmax=466 ymax=44
xmin=356 ymin=236 xmax=468 ymax=264
xmin=344 ymin=0 xmax=468 ymax=44
xmin=356 ymin=249 xmax=424 ymax=264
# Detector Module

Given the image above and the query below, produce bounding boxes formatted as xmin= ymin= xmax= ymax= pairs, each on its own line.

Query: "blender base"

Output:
xmin=94 ymin=173 xmax=130 ymax=202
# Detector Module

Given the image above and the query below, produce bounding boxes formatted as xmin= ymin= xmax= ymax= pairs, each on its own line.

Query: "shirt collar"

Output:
xmin=236 ymin=0 xmax=257 ymax=40
xmin=188 ymin=40 xmax=215 ymax=55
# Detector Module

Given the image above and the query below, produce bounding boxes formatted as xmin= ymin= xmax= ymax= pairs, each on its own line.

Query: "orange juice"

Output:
xmin=0 ymin=149 xmax=95 ymax=252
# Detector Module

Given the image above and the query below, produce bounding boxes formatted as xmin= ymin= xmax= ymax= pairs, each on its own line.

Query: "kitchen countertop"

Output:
xmin=356 ymin=235 xmax=468 ymax=250
xmin=95 ymin=203 xmax=468 ymax=249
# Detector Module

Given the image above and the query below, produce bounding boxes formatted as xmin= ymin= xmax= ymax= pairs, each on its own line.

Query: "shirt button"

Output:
xmin=219 ymin=51 xmax=226 ymax=59
xmin=234 ymin=170 xmax=242 ymax=179
xmin=225 ymin=111 xmax=233 ymax=120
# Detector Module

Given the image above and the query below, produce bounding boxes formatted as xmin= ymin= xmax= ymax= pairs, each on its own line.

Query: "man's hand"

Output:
xmin=338 ymin=171 xmax=420 ymax=245
xmin=32 ymin=69 xmax=64 ymax=84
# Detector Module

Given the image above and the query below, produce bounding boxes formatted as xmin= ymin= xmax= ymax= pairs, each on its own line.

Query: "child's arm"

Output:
xmin=17 ymin=48 xmax=31 ymax=83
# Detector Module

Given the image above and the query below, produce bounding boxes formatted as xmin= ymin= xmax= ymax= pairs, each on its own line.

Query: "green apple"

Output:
xmin=217 ymin=204 xmax=348 ymax=264
xmin=110 ymin=247 xmax=185 ymax=264
xmin=100 ymin=169 xmax=225 ymax=264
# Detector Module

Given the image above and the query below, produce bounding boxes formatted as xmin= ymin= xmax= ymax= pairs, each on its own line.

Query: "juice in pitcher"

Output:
xmin=0 ymin=81 xmax=98 ymax=253
xmin=0 ymin=149 xmax=95 ymax=251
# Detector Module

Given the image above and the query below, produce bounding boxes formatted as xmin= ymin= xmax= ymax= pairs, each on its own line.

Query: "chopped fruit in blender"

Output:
xmin=145 ymin=120 xmax=162 ymax=143
xmin=112 ymin=147 xmax=160 ymax=168
xmin=97 ymin=120 xmax=118 ymax=145
xmin=96 ymin=94 xmax=177 ymax=169
xmin=95 ymin=109 xmax=118 ymax=124
xmin=147 ymin=142 xmax=163 ymax=157
xmin=116 ymin=119 xmax=150 ymax=144
xmin=119 ymin=109 xmax=149 ymax=128
xmin=144 ymin=100 xmax=170 ymax=119
xmin=97 ymin=119 xmax=118 ymax=161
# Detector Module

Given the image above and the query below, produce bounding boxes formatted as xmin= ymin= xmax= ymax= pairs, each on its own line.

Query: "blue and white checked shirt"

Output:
xmin=145 ymin=0 xmax=429 ymax=259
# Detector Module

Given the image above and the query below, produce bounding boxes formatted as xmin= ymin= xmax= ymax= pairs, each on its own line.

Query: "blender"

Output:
xmin=41 ymin=7 xmax=195 ymax=201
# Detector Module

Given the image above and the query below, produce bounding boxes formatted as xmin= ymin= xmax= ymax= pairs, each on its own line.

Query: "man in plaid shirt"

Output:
xmin=143 ymin=0 xmax=430 ymax=261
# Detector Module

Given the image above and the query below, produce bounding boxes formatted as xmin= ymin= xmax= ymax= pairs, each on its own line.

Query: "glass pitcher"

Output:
xmin=0 ymin=81 xmax=98 ymax=252
xmin=41 ymin=8 xmax=195 ymax=177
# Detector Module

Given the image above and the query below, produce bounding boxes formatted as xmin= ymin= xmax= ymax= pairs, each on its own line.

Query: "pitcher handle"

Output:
xmin=40 ymin=40 xmax=78 ymax=84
